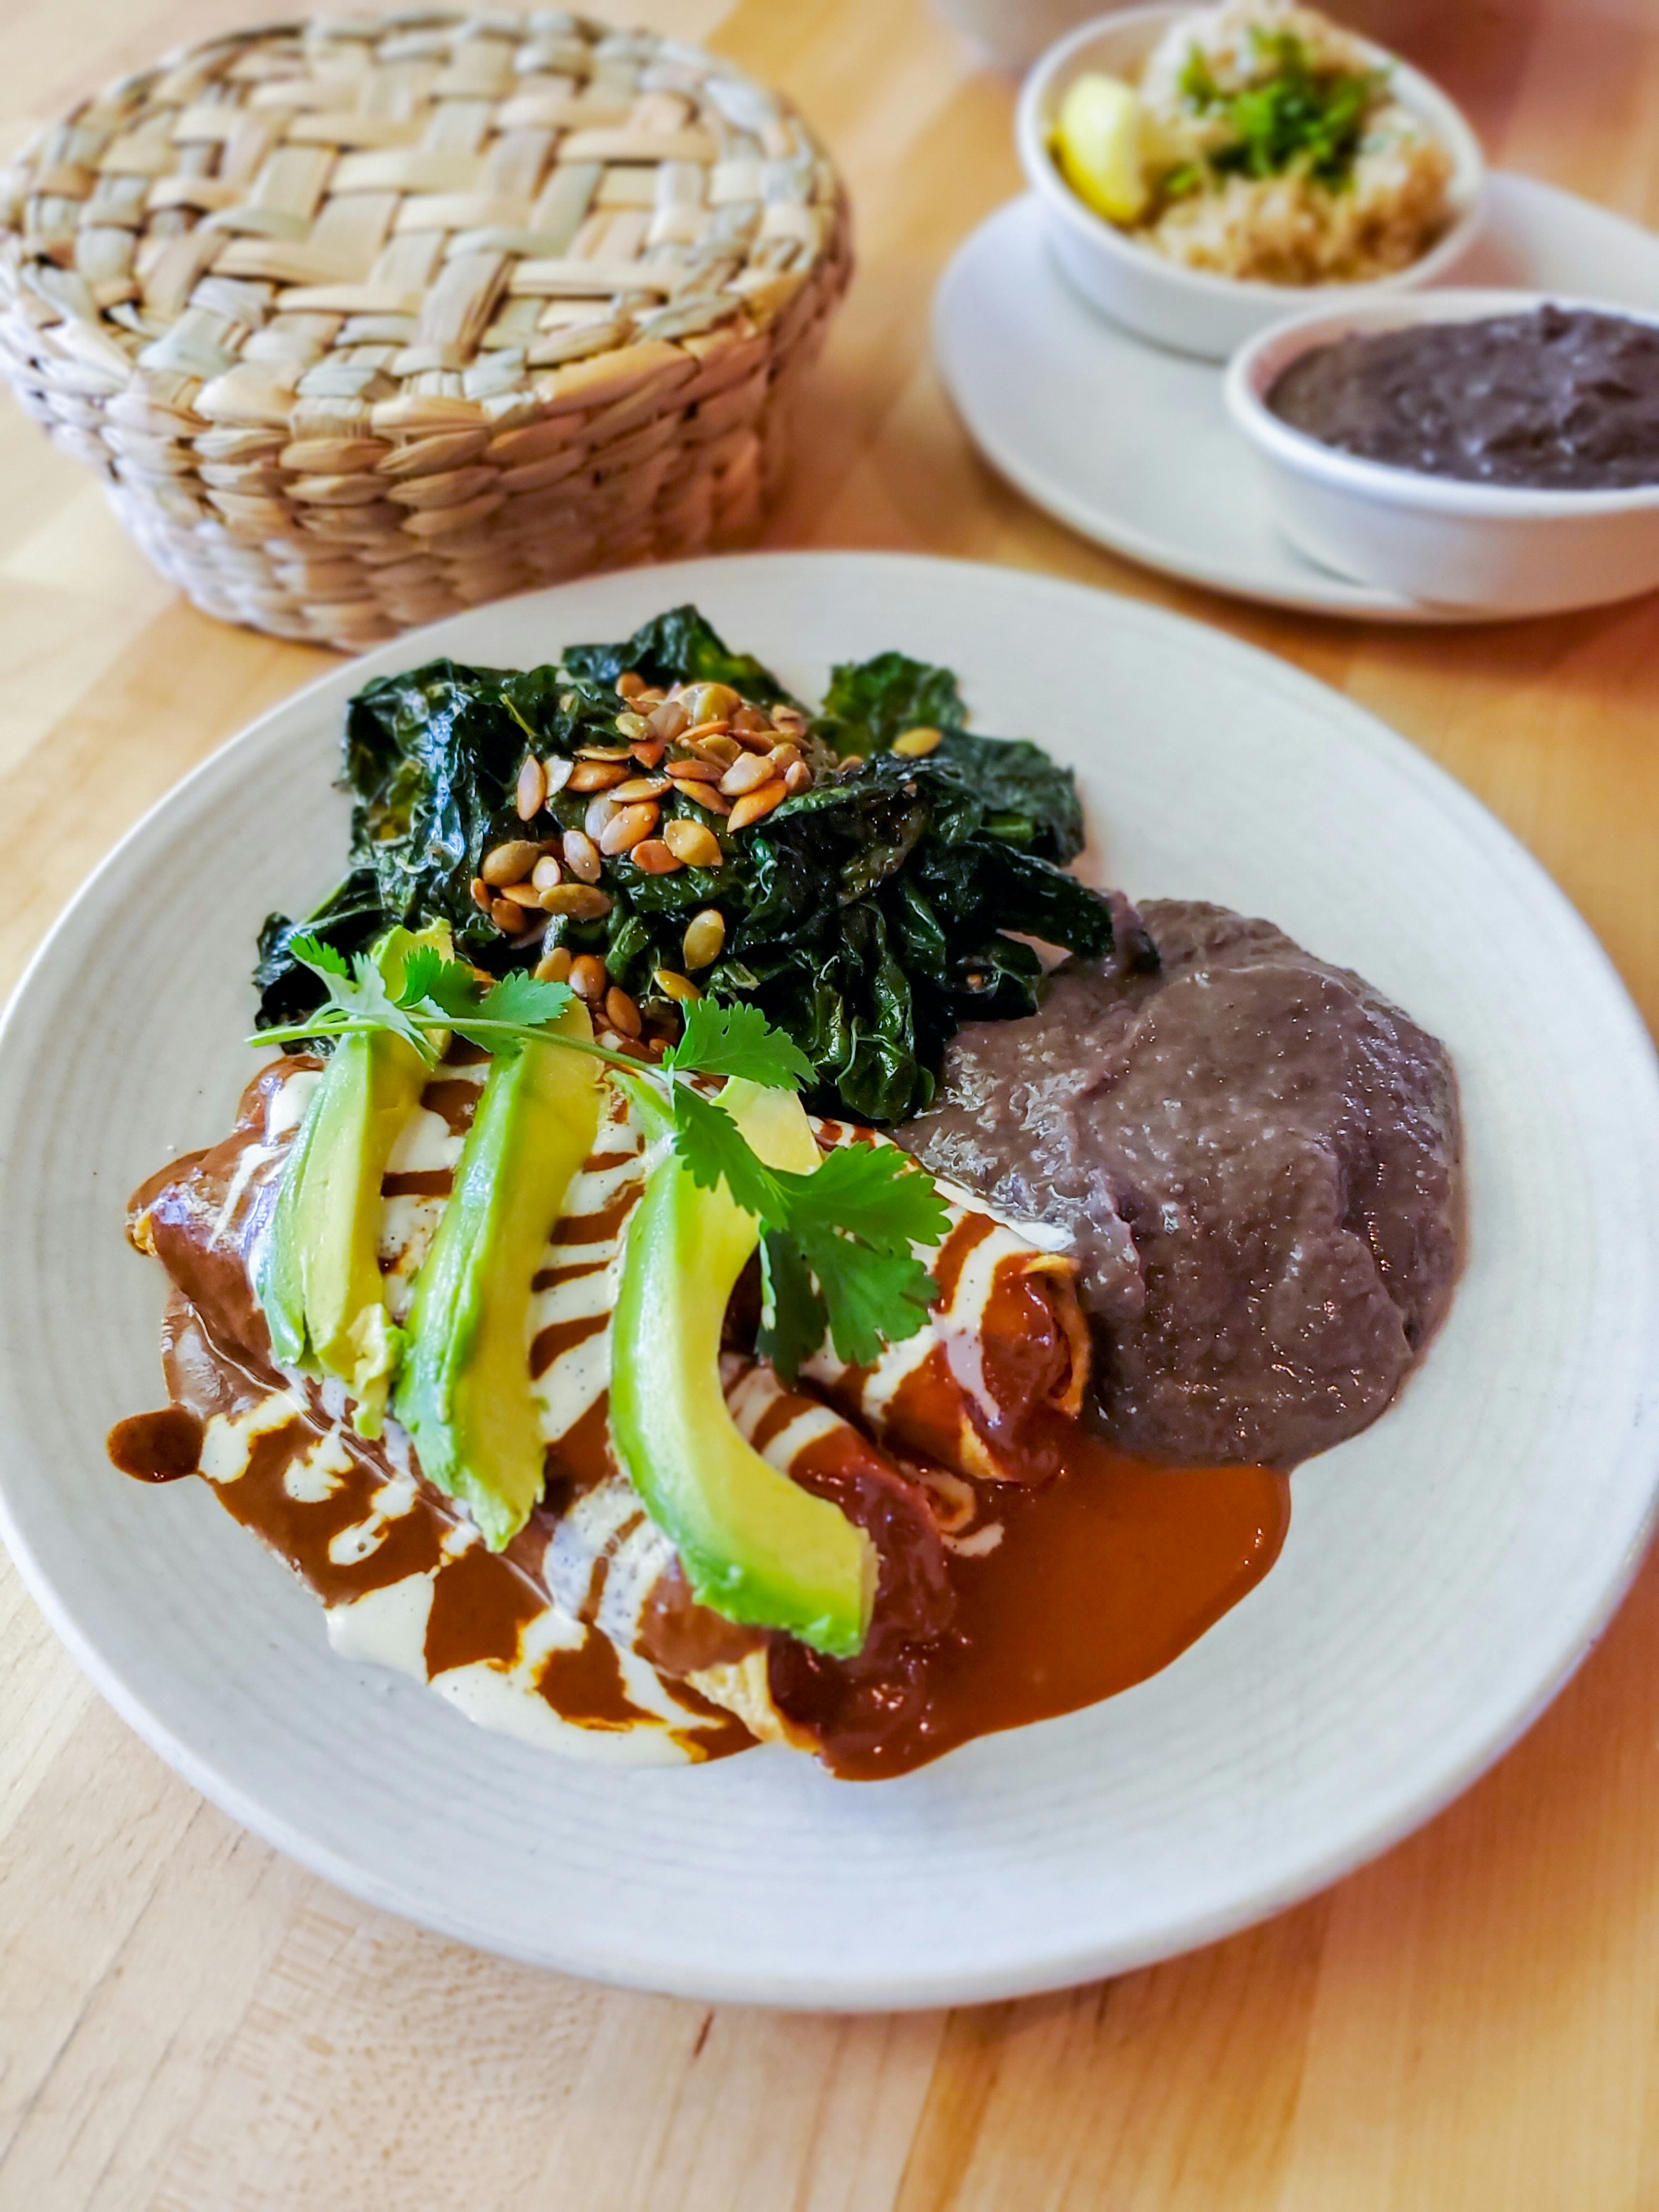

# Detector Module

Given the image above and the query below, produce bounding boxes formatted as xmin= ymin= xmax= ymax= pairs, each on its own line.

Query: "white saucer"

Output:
xmin=934 ymin=175 xmax=1659 ymax=621
xmin=5 ymin=554 xmax=1659 ymax=2006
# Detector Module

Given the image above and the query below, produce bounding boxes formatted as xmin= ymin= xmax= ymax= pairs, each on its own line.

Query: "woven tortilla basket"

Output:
xmin=0 ymin=12 xmax=851 ymax=651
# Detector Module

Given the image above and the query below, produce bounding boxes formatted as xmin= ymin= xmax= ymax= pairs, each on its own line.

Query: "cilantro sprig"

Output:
xmin=257 ymin=930 xmax=585 ymax=1067
xmin=255 ymin=934 xmax=948 ymax=1376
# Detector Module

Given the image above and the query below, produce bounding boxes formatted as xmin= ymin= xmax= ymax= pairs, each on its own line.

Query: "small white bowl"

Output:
xmin=1015 ymin=4 xmax=1486 ymax=361
xmin=1225 ymin=289 xmax=1659 ymax=617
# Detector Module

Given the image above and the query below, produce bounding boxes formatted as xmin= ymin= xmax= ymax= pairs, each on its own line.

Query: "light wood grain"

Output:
xmin=5 ymin=2 xmax=1659 ymax=2205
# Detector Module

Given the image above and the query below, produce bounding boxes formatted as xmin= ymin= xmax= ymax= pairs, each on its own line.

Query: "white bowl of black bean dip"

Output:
xmin=1226 ymin=290 xmax=1659 ymax=615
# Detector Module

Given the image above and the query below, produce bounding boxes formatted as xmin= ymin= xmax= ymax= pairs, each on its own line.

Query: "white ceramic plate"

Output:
xmin=4 ymin=552 xmax=1658 ymax=2010
xmin=935 ymin=173 xmax=1659 ymax=619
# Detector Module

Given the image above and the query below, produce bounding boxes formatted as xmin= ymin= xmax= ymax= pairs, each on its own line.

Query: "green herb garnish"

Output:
xmin=256 ymin=941 xmax=948 ymax=1378
xmin=1180 ymin=30 xmax=1385 ymax=188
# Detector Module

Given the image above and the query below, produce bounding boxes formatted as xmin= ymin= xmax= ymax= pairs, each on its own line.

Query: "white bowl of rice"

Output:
xmin=1017 ymin=1 xmax=1485 ymax=360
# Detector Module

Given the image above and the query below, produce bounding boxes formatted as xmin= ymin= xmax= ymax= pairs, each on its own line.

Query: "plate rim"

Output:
xmin=4 ymin=548 xmax=1658 ymax=2008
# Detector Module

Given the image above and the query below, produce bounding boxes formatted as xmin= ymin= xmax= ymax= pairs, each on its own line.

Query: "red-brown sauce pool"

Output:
xmin=792 ymin=1423 xmax=1288 ymax=1780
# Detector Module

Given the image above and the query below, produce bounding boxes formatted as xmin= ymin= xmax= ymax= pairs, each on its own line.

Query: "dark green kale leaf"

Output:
xmin=562 ymin=605 xmax=793 ymax=704
xmin=814 ymin=650 xmax=967 ymax=758
xmin=251 ymin=611 xmax=1125 ymax=1121
xmin=341 ymin=657 xmax=568 ymax=957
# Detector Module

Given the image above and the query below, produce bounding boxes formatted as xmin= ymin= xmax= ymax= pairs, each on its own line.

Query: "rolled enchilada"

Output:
xmin=123 ymin=1051 xmax=1075 ymax=1768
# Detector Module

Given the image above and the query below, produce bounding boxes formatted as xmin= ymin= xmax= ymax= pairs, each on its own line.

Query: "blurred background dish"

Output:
xmin=935 ymin=175 xmax=1659 ymax=617
xmin=934 ymin=0 xmax=1438 ymax=72
xmin=1015 ymin=3 xmax=1484 ymax=359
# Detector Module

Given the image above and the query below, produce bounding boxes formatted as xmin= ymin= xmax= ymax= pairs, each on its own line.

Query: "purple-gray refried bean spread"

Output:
xmin=897 ymin=900 xmax=1464 ymax=1468
xmin=1266 ymin=304 xmax=1659 ymax=490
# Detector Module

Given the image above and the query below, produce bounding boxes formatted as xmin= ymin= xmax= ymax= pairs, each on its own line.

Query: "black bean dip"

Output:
xmin=897 ymin=900 xmax=1463 ymax=1468
xmin=1266 ymin=304 xmax=1659 ymax=490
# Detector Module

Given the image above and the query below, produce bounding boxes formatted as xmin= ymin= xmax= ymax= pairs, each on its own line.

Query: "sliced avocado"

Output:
xmin=255 ymin=925 xmax=450 ymax=1437
xmin=610 ymin=1080 xmax=876 ymax=1660
xmin=394 ymin=1000 xmax=601 ymax=1549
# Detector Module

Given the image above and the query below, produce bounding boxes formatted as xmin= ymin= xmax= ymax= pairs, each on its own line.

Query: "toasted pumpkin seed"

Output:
xmin=534 ymin=945 xmax=574 ymax=984
xmin=584 ymin=791 xmax=621 ymax=841
xmin=544 ymin=886 xmax=612 ymax=923
xmin=470 ymin=876 xmax=493 ymax=913
xmin=652 ymin=968 xmax=702 ymax=1002
xmin=893 ymin=725 xmax=943 ymax=757
xmin=727 ymin=780 xmax=787 ymax=831
xmin=679 ymin=717 xmax=731 ymax=748
xmin=647 ymin=698 xmax=689 ymax=742
xmin=684 ymin=681 xmax=741 ymax=725
xmin=543 ymin=754 xmax=575 ymax=794
xmin=531 ymin=854 xmax=563 ymax=891
xmin=611 ymin=774 xmax=670 ymax=802
xmin=515 ymin=754 xmax=548 ymax=820
xmin=604 ymin=985 xmax=643 ymax=1039
xmin=629 ymin=839 xmax=681 ymax=874
xmin=676 ymin=781 xmax=732 ymax=815
xmin=614 ymin=710 xmax=649 ymax=743
xmin=663 ymin=817 xmax=723 ymax=867
xmin=599 ymin=801 xmax=659 ymax=855
xmin=482 ymin=838 xmax=541 ymax=886
xmin=682 ymin=908 xmax=726 ymax=970
xmin=719 ymin=752 xmax=775 ymax=798
xmin=616 ymin=670 xmax=646 ymax=700
xmin=568 ymin=759 xmax=628 ymax=792
xmin=569 ymin=953 xmax=609 ymax=1001
xmin=491 ymin=895 xmax=531 ymax=933
xmin=562 ymin=828 xmax=603 ymax=883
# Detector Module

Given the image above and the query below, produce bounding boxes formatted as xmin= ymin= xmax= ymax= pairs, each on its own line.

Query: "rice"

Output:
xmin=1125 ymin=0 xmax=1455 ymax=285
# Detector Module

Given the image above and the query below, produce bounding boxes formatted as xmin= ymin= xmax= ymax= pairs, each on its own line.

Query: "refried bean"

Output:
xmin=1266 ymin=303 xmax=1659 ymax=490
xmin=896 ymin=900 xmax=1463 ymax=1468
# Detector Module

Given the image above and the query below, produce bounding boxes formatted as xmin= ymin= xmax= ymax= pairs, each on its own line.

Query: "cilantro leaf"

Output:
xmin=664 ymin=1000 xmax=815 ymax=1090
xmin=392 ymin=951 xmax=574 ymax=1055
xmin=775 ymin=1140 xmax=952 ymax=1258
xmin=759 ymin=1142 xmax=948 ymax=1368
xmin=477 ymin=969 xmax=573 ymax=1029
xmin=396 ymin=943 xmax=478 ymax=1017
xmin=289 ymin=931 xmax=349 ymax=979
xmin=791 ymin=1231 xmax=939 ymax=1368
xmin=446 ymin=967 xmax=573 ymax=1054
xmin=669 ymin=1083 xmax=785 ymax=1222
xmin=757 ymin=1230 xmax=827 ymax=1385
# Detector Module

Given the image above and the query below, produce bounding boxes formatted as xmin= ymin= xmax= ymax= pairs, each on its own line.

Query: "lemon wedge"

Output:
xmin=1052 ymin=73 xmax=1150 ymax=226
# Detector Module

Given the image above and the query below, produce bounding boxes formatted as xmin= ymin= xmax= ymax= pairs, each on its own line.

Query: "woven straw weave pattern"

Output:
xmin=0 ymin=12 xmax=851 ymax=650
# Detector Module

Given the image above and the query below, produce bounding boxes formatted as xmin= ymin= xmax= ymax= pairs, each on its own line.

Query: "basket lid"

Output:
xmin=0 ymin=10 xmax=847 ymax=439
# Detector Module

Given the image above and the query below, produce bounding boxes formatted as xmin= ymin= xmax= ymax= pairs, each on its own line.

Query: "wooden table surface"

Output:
xmin=5 ymin=0 xmax=1659 ymax=2204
